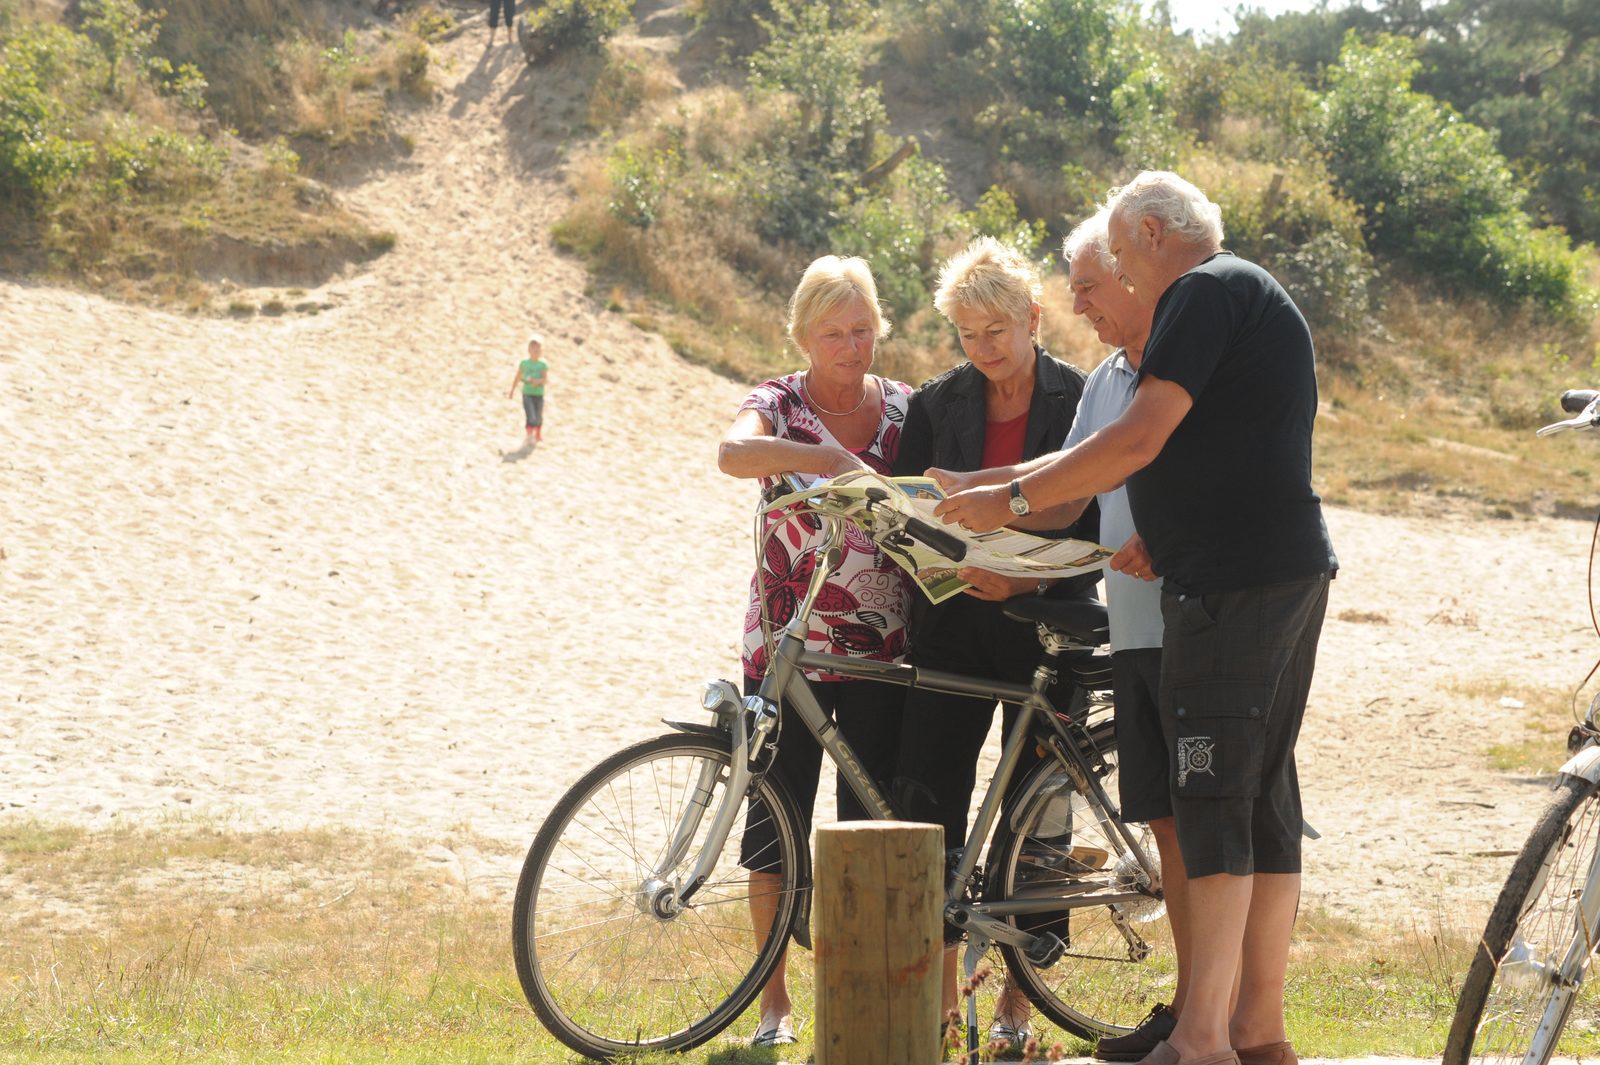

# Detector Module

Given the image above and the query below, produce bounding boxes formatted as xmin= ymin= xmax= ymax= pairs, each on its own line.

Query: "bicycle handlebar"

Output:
xmin=1538 ymin=389 xmax=1600 ymax=437
xmin=1563 ymin=389 xmax=1600 ymax=414
xmin=770 ymin=475 xmax=969 ymax=563
xmin=905 ymin=516 xmax=968 ymax=563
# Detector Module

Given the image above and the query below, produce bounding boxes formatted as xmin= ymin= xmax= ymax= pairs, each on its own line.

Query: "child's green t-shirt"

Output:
xmin=519 ymin=358 xmax=548 ymax=396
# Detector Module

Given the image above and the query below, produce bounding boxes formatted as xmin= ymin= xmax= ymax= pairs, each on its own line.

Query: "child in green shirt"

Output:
xmin=507 ymin=335 xmax=549 ymax=442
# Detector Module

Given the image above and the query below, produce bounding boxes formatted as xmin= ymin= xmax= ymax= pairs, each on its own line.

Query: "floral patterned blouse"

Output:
xmin=741 ymin=372 xmax=916 ymax=683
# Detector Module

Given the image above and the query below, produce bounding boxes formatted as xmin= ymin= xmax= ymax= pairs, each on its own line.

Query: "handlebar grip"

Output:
xmin=1562 ymin=389 xmax=1600 ymax=413
xmin=905 ymin=517 xmax=968 ymax=563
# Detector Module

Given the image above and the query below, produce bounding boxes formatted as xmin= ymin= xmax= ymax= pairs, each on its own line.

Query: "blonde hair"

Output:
xmin=933 ymin=236 xmax=1041 ymax=325
xmin=787 ymin=256 xmax=890 ymax=353
xmin=1107 ymin=171 xmax=1224 ymax=247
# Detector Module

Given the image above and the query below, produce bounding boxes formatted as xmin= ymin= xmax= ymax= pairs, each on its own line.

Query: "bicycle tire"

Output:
xmin=1445 ymin=772 xmax=1600 ymax=1065
xmin=512 ymin=732 xmax=807 ymax=1059
xmin=986 ymin=743 xmax=1176 ymax=1041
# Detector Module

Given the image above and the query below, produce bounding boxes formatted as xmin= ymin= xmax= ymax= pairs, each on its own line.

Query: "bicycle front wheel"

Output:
xmin=1446 ymin=772 xmax=1600 ymax=1065
xmin=512 ymin=732 xmax=806 ymax=1059
xmin=987 ymin=753 xmax=1176 ymax=1041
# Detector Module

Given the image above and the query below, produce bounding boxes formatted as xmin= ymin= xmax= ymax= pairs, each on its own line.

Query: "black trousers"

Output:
xmin=489 ymin=0 xmax=515 ymax=29
xmin=892 ymin=594 xmax=1083 ymax=852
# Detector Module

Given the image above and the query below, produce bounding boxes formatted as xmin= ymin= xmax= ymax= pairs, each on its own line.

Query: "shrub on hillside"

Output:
xmin=151 ymin=0 xmax=437 ymax=147
xmin=522 ymin=0 xmax=631 ymax=60
xmin=748 ymin=0 xmax=882 ymax=174
xmin=1315 ymin=32 xmax=1592 ymax=319
xmin=0 ymin=22 xmax=98 ymax=200
xmin=0 ymin=2 xmax=392 ymax=295
xmin=828 ymin=155 xmax=957 ymax=319
xmin=1187 ymin=155 xmax=1375 ymax=334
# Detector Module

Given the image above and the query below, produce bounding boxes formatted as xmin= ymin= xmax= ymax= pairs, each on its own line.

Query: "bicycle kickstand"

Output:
xmin=962 ymin=935 xmax=992 ymax=1059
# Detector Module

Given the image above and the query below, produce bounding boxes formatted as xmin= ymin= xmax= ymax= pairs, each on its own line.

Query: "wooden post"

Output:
xmin=814 ymin=821 xmax=943 ymax=1065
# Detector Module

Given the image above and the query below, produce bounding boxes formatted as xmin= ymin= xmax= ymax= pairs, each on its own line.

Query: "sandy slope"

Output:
xmin=3 ymin=13 xmax=1598 ymax=932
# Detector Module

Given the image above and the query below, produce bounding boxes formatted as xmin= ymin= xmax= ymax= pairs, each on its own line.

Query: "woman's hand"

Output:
xmin=958 ymin=568 xmax=1039 ymax=601
xmin=1108 ymin=533 xmax=1158 ymax=581
xmin=927 ymin=467 xmax=980 ymax=494
xmin=820 ymin=446 xmax=872 ymax=477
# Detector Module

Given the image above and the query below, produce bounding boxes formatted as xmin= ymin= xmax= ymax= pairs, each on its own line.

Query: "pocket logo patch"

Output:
xmin=1177 ymin=736 xmax=1216 ymax=786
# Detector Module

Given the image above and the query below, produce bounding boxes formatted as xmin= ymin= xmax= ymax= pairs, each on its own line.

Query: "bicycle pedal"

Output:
xmin=1023 ymin=930 xmax=1066 ymax=967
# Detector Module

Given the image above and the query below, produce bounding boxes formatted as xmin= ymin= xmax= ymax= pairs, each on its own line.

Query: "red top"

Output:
xmin=981 ymin=410 xmax=1028 ymax=469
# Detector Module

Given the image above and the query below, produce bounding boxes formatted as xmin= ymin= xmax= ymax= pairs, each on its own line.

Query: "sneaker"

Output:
xmin=987 ymin=1020 xmax=1033 ymax=1056
xmin=1094 ymin=1003 xmax=1177 ymax=1061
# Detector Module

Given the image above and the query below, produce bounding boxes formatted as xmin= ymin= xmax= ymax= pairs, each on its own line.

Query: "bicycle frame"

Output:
xmin=670 ymin=501 xmax=1161 ymax=959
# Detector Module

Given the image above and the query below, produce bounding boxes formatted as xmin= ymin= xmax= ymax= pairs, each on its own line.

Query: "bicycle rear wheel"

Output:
xmin=512 ymin=732 xmax=806 ymax=1059
xmin=987 ymin=749 xmax=1176 ymax=1041
xmin=1446 ymin=772 xmax=1600 ymax=1065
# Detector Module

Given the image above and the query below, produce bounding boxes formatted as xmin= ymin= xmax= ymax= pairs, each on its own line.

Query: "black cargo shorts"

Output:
xmin=1157 ymin=573 xmax=1330 ymax=879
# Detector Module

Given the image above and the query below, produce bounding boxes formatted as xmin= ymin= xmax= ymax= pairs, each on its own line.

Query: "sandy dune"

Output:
xmin=3 ymin=14 xmax=1596 ymax=930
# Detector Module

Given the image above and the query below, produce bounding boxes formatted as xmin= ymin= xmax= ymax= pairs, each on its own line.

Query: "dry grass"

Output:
xmin=0 ymin=1 xmax=430 ymax=304
xmin=1445 ymin=678 xmax=1590 ymax=771
xmin=0 ymin=819 xmax=1489 ymax=1062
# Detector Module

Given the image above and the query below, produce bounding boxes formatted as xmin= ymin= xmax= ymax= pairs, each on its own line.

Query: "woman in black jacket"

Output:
xmin=892 ymin=236 xmax=1100 ymax=1048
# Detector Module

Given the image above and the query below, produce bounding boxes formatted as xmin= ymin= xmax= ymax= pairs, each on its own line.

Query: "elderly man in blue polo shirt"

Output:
xmin=1061 ymin=208 xmax=1193 ymax=1063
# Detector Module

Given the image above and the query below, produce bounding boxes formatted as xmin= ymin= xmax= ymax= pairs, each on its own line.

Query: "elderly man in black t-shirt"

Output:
xmin=936 ymin=170 xmax=1336 ymax=1065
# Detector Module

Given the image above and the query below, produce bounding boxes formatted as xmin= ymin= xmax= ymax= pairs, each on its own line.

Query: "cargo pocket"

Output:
xmin=1168 ymin=684 xmax=1271 ymax=799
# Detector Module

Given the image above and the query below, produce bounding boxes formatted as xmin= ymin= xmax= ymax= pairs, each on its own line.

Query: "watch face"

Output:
xmin=1009 ymin=495 xmax=1028 ymax=515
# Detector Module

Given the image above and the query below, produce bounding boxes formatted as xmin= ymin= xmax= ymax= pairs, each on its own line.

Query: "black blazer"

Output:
xmin=895 ymin=347 xmax=1090 ymax=500
xmin=893 ymin=348 xmax=1101 ymax=630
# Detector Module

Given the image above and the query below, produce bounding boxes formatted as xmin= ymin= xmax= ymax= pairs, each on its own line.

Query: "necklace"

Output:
xmin=801 ymin=371 xmax=870 ymax=417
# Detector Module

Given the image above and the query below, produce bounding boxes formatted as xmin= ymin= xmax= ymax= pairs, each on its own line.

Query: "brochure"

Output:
xmin=763 ymin=470 xmax=1112 ymax=604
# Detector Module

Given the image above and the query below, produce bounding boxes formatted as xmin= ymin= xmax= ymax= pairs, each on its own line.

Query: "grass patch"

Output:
xmin=4 ymin=820 xmax=1590 ymax=1062
xmin=1449 ymin=678 xmax=1585 ymax=771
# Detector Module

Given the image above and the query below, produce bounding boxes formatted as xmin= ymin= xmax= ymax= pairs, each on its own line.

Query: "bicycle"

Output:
xmin=511 ymin=477 xmax=1173 ymax=1059
xmin=1445 ymin=389 xmax=1600 ymax=1065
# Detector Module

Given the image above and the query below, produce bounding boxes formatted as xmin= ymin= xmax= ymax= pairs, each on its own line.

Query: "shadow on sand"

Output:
xmin=499 ymin=439 xmax=539 ymax=463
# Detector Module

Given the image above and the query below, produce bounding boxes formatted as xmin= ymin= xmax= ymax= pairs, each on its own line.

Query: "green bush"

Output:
xmin=989 ymin=0 xmax=1131 ymax=119
xmin=1315 ymin=32 xmax=1592 ymax=317
xmin=0 ymin=23 xmax=98 ymax=199
xmin=748 ymin=0 xmax=883 ymax=172
xmin=829 ymin=155 xmax=955 ymax=319
xmin=956 ymin=185 xmax=1046 ymax=261
xmin=524 ymin=0 xmax=631 ymax=56
xmin=0 ymin=2 xmax=393 ymax=293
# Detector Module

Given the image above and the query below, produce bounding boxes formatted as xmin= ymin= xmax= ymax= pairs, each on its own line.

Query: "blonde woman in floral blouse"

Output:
xmin=716 ymin=254 xmax=913 ymax=1048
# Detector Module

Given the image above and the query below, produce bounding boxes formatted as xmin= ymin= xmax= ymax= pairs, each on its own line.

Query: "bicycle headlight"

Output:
xmin=701 ymin=679 xmax=740 ymax=713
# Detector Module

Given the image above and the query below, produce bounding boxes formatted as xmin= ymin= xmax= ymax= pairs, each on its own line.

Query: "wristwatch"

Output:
xmin=1008 ymin=480 xmax=1031 ymax=516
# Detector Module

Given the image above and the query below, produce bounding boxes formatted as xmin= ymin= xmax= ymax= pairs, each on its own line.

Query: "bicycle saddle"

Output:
xmin=1001 ymin=596 xmax=1110 ymax=644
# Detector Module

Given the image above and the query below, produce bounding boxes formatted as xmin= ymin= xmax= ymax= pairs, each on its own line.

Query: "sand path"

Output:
xmin=3 ymin=14 xmax=1597 ymax=930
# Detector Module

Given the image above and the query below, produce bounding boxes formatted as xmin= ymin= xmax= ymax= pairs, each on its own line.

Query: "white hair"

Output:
xmin=1062 ymin=208 xmax=1116 ymax=273
xmin=1108 ymin=171 xmax=1224 ymax=247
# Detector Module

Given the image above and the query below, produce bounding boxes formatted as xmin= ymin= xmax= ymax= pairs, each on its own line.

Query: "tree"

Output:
xmin=1316 ymin=32 xmax=1589 ymax=314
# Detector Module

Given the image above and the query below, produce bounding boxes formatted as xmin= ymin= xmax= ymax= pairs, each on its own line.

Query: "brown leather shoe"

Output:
xmin=1096 ymin=1003 xmax=1178 ymax=1061
xmin=1134 ymin=1040 xmax=1181 ymax=1065
xmin=1237 ymin=1041 xmax=1297 ymax=1065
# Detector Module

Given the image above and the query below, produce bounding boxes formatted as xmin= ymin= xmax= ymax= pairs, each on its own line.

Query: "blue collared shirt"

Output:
xmin=1062 ymin=350 xmax=1164 ymax=651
